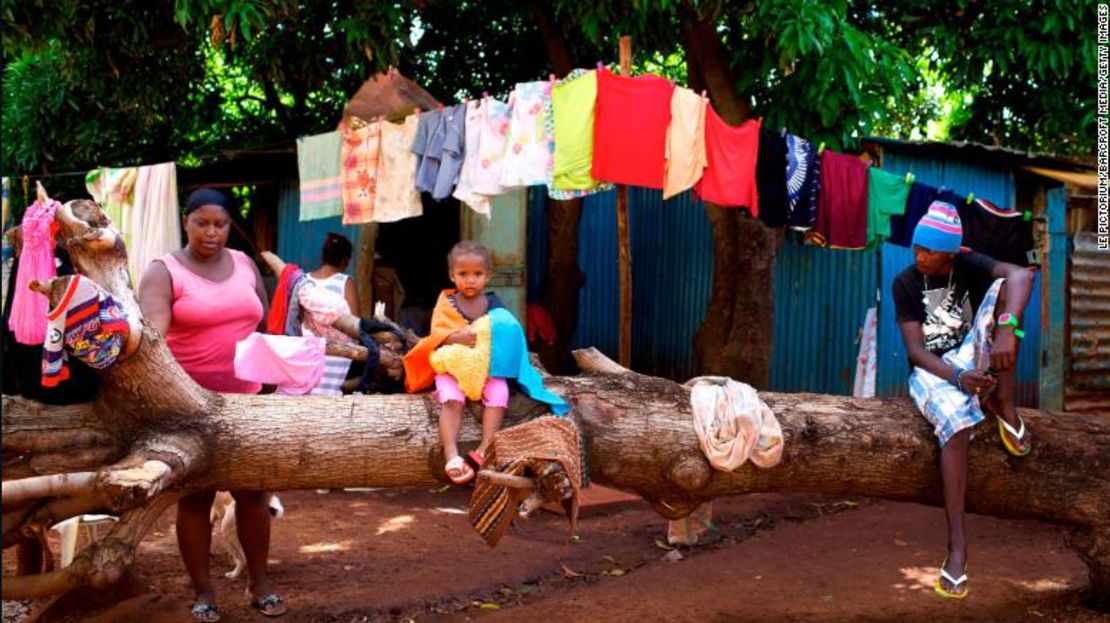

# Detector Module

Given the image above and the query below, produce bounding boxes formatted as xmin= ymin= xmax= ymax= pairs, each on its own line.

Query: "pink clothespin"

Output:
xmin=549 ymin=73 xmax=556 ymax=83
xmin=597 ymin=60 xmax=604 ymax=71
xmin=482 ymin=90 xmax=489 ymax=99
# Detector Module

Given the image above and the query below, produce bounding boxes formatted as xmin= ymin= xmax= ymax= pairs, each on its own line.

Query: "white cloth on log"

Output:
xmin=685 ymin=376 xmax=784 ymax=471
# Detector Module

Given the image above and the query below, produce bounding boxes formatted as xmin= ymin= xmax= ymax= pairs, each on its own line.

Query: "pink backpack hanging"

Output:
xmin=8 ymin=198 xmax=60 ymax=344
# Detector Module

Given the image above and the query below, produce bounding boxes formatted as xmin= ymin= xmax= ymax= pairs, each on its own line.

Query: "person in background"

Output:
xmin=893 ymin=201 xmax=1033 ymax=601
xmin=139 ymin=188 xmax=285 ymax=621
xmin=303 ymin=232 xmax=359 ymax=395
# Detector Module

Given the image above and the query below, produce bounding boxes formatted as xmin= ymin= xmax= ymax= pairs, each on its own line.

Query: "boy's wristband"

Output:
xmin=997 ymin=312 xmax=1025 ymax=339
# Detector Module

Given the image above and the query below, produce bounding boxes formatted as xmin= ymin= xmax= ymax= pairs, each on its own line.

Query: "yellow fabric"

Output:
xmin=663 ymin=87 xmax=708 ymax=200
xmin=429 ymin=314 xmax=492 ymax=401
xmin=552 ymin=69 xmax=605 ymax=191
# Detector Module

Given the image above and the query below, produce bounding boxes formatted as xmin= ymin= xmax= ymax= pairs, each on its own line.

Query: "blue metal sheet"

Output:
xmin=881 ymin=150 xmax=1014 ymax=207
xmin=1040 ymin=186 xmax=1067 ymax=410
xmin=276 ymin=178 xmax=363 ymax=276
xmin=770 ymin=244 xmax=877 ymax=395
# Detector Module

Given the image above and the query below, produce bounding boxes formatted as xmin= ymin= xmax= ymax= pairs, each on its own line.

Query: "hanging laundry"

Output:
xmin=374 ymin=113 xmax=424 ymax=222
xmin=433 ymin=103 xmax=467 ymax=200
xmin=544 ymin=71 xmax=613 ymax=200
xmin=888 ymin=181 xmax=940 ymax=247
xmin=663 ymin=87 xmax=707 ymax=200
xmin=128 ymin=163 xmax=182 ymax=289
xmin=296 ymin=131 xmax=344 ymax=221
xmin=341 ymin=119 xmax=382 ymax=225
xmin=695 ymin=108 xmax=761 ymax=214
xmin=866 ymin=168 xmax=910 ymax=247
xmin=85 ymin=167 xmax=137 ymax=239
xmin=2 ymin=177 xmax=9 ymax=230
xmin=8 ymin=198 xmax=59 ymax=345
xmin=454 ymin=100 xmax=493 ymax=215
xmin=551 ymin=69 xmax=607 ymax=192
xmin=592 ymin=68 xmax=673 ymax=189
xmin=815 ymin=150 xmax=871 ymax=249
xmin=500 ymin=81 xmax=554 ymax=189
xmin=784 ymin=133 xmax=821 ymax=230
xmin=959 ymin=197 xmax=1036 ymax=266
xmin=756 ymin=127 xmax=788 ymax=227
xmin=470 ymin=96 xmax=513 ymax=199
xmin=413 ymin=108 xmax=446 ymax=195
xmin=41 ymin=275 xmax=130 ymax=387
xmin=284 ymin=273 xmax=309 ymax=337
xmin=234 ymin=332 xmax=326 ymax=395
xmin=852 ymin=307 xmax=878 ymax=398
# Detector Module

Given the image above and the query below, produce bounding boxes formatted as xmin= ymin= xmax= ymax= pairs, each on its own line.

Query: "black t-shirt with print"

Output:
xmin=893 ymin=251 xmax=998 ymax=357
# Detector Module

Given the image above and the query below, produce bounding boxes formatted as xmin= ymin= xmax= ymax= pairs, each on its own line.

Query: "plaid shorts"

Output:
xmin=909 ymin=279 xmax=1004 ymax=446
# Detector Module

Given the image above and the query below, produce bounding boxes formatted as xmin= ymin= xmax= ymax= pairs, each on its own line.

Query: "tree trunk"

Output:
xmin=3 ymin=199 xmax=1108 ymax=607
xmin=684 ymin=11 xmax=777 ymax=385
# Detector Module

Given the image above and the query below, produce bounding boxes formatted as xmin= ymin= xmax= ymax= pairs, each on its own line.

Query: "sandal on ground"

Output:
xmin=997 ymin=414 xmax=1032 ymax=457
xmin=190 ymin=601 xmax=221 ymax=622
xmin=467 ymin=449 xmax=486 ymax=468
xmin=250 ymin=593 xmax=287 ymax=618
xmin=445 ymin=455 xmax=475 ymax=485
xmin=934 ymin=558 xmax=969 ymax=600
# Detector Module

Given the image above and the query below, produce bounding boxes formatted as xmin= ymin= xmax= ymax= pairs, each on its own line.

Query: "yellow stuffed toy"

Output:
xmin=429 ymin=315 xmax=492 ymax=401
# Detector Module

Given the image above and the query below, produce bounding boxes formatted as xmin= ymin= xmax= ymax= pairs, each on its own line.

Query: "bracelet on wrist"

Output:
xmin=954 ymin=369 xmax=965 ymax=392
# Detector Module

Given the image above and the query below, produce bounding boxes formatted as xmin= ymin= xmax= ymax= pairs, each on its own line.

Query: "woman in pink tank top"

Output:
xmin=138 ymin=188 xmax=286 ymax=619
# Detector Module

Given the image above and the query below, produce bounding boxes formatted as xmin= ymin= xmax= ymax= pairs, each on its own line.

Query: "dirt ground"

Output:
xmin=6 ymin=487 xmax=1107 ymax=623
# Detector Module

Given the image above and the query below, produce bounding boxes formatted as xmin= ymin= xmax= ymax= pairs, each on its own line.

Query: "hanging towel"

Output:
xmin=853 ymin=307 xmax=878 ymax=398
xmin=695 ymin=109 xmax=761 ymax=214
xmin=785 ymin=133 xmax=821 ymax=230
xmin=591 ymin=68 xmax=674 ymax=189
xmin=433 ymin=104 xmax=467 ymax=200
xmin=545 ymin=72 xmax=613 ymax=200
xmin=267 ymin=263 xmax=302 ymax=335
xmin=960 ymin=197 xmax=1036 ymax=266
xmin=500 ymin=81 xmax=554 ymax=188
xmin=866 ymin=168 xmax=910 ymax=247
xmin=8 ymin=198 xmax=59 ymax=345
xmin=815 ymin=150 xmax=871 ymax=249
xmin=471 ymin=98 xmax=513 ymax=197
xmin=234 ymin=332 xmax=326 ymax=395
xmin=429 ymin=314 xmax=493 ymax=401
xmin=551 ymin=69 xmax=607 ymax=192
xmin=129 ymin=163 xmax=182 ymax=288
xmin=297 ymin=131 xmax=344 ymax=221
xmin=85 ymin=167 xmax=138 ymax=243
xmin=685 ymin=376 xmax=784 ymax=471
xmin=374 ymin=113 xmax=424 ymax=223
xmin=756 ymin=127 xmax=788 ymax=227
xmin=488 ymin=307 xmax=570 ymax=415
xmin=888 ymin=181 xmax=940 ymax=247
xmin=413 ymin=109 xmax=446 ymax=194
xmin=453 ymin=100 xmax=493 ymax=216
xmin=470 ymin=415 xmax=582 ymax=548
xmin=663 ymin=87 xmax=708 ymax=200
xmin=41 ymin=275 xmax=130 ymax=387
xmin=341 ymin=119 xmax=382 ymax=225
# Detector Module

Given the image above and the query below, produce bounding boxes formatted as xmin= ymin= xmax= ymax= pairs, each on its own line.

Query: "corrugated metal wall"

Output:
xmin=276 ymin=178 xmax=364 ymax=276
xmin=528 ymin=187 xmax=713 ymax=380
xmin=770 ymin=244 xmax=876 ymax=395
xmin=1067 ymin=232 xmax=1110 ymax=415
xmin=875 ymin=149 xmax=1040 ymax=406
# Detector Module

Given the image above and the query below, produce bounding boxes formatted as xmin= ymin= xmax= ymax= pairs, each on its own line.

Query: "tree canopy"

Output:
xmin=1 ymin=0 xmax=1092 ymax=183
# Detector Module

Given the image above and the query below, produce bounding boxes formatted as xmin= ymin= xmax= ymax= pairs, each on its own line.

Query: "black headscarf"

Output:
xmin=184 ymin=188 xmax=234 ymax=216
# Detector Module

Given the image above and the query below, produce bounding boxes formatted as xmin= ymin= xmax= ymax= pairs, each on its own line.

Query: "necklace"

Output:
xmin=923 ymin=271 xmax=953 ymax=294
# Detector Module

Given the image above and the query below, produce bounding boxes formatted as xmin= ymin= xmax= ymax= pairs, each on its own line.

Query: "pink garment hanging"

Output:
xmin=8 ymin=199 xmax=60 ymax=344
xmin=234 ymin=332 xmax=327 ymax=395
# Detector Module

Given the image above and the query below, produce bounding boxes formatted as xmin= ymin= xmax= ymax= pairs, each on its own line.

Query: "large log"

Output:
xmin=2 ymin=198 xmax=1108 ymax=607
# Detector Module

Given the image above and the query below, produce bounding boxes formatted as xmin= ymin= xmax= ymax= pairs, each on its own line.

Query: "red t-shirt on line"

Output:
xmin=591 ymin=67 xmax=674 ymax=189
xmin=695 ymin=108 xmax=761 ymax=215
xmin=815 ymin=150 xmax=871 ymax=249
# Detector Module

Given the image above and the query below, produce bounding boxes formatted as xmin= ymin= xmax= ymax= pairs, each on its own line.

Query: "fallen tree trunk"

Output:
xmin=2 ymin=199 xmax=1108 ymax=606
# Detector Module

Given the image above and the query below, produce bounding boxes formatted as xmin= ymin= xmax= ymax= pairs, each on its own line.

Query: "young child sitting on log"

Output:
xmin=403 ymin=240 xmax=568 ymax=484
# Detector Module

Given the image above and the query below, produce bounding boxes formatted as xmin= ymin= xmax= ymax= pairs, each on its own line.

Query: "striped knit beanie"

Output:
xmin=912 ymin=201 xmax=963 ymax=254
